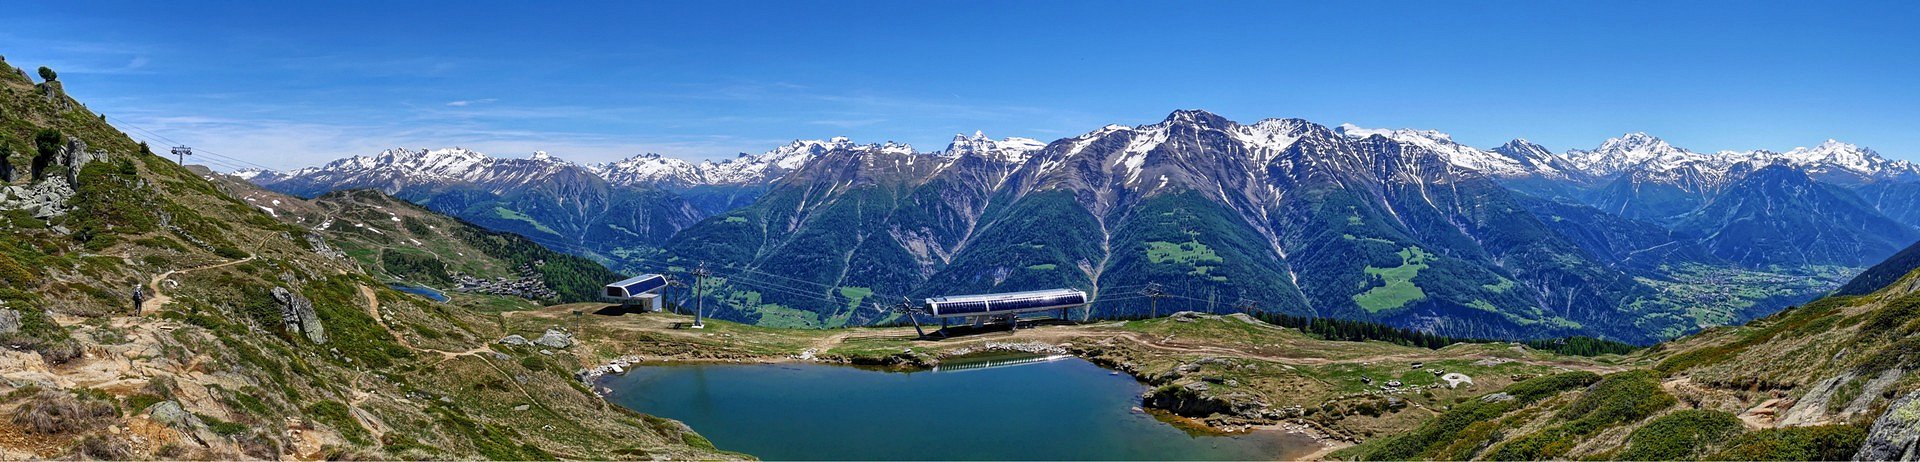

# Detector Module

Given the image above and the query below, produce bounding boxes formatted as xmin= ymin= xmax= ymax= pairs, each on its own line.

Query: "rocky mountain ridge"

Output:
xmin=249 ymin=109 xmax=1920 ymax=345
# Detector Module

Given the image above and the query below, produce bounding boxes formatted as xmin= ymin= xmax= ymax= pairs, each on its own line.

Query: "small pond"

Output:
xmin=387 ymin=283 xmax=448 ymax=302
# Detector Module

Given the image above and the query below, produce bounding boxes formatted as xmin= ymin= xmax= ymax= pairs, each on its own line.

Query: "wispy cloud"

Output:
xmin=445 ymin=98 xmax=497 ymax=107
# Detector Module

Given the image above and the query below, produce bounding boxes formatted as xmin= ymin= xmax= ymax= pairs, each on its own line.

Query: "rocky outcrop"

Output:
xmin=54 ymin=138 xmax=105 ymax=186
xmin=534 ymin=329 xmax=573 ymax=349
xmin=271 ymin=287 xmax=326 ymax=344
xmin=1780 ymin=372 xmax=1855 ymax=426
xmin=498 ymin=334 xmax=530 ymax=346
xmin=1783 ymin=369 xmax=1904 ymax=426
xmin=145 ymin=401 xmax=199 ymax=428
xmin=0 ymin=137 xmax=108 ymax=218
xmin=1145 ymin=381 xmax=1235 ymax=417
xmin=1856 ymin=391 xmax=1920 ymax=461
xmin=0 ymin=308 xmax=19 ymax=335
xmin=0 ymin=179 xmax=77 ymax=218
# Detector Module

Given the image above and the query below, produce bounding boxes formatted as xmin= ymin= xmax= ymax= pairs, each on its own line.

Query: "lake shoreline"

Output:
xmin=575 ymin=339 xmax=1357 ymax=456
xmin=595 ymin=357 xmax=1338 ymax=460
xmin=524 ymin=308 xmax=1614 ymax=460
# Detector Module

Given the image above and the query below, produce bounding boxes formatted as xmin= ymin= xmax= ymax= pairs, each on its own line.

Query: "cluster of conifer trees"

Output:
xmin=1253 ymin=312 xmax=1638 ymax=356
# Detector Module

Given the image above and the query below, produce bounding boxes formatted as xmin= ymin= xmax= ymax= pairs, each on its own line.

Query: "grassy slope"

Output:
xmin=1341 ymin=260 xmax=1920 ymax=460
xmin=204 ymin=178 xmax=625 ymax=305
xmin=0 ymin=58 xmax=724 ymax=460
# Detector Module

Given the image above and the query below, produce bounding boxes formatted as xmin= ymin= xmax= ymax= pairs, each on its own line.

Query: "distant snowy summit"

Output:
xmin=245 ymin=132 xmax=1047 ymax=190
xmin=243 ymin=112 xmax=1915 ymax=192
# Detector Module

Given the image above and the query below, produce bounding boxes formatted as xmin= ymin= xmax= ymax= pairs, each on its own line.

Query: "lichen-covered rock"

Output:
xmin=0 ymin=308 xmax=20 ymax=335
xmin=534 ymin=329 xmax=573 ymax=349
xmin=271 ymin=287 xmax=326 ymax=344
xmin=1855 ymin=391 xmax=1920 ymax=461
xmin=145 ymin=401 xmax=198 ymax=428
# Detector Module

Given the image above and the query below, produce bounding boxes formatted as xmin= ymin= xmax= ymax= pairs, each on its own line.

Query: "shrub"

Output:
xmin=0 ymin=252 xmax=36 ymax=287
xmin=1482 ymin=370 xmax=1677 ymax=460
xmin=1706 ymin=425 xmax=1867 ymax=461
xmin=196 ymin=413 xmax=249 ymax=436
xmin=11 ymin=390 xmax=116 ymax=434
xmin=303 ymin=401 xmax=371 ymax=445
xmin=76 ymin=435 xmax=131 ymax=460
xmin=1358 ymin=371 xmax=1601 ymax=460
xmin=234 ymin=431 xmax=281 ymax=460
xmin=213 ymin=245 xmax=249 ymax=259
xmin=1621 ymin=410 xmax=1744 ymax=460
xmin=31 ymin=129 xmax=61 ymax=180
xmin=36 ymin=66 xmax=55 ymax=82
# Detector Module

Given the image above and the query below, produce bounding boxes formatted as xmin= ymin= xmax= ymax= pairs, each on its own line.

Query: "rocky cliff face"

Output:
xmin=1856 ymin=391 xmax=1920 ymax=461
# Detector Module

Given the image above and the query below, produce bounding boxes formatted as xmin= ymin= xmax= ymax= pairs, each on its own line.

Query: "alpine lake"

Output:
xmin=600 ymin=353 xmax=1326 ymax=460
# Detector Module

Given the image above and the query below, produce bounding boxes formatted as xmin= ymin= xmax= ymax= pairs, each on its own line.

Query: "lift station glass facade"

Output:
xmin=605 ymin=274 xmax=667 ymax=298
xmin=924 ymin=289 xmax=1087 ymax=317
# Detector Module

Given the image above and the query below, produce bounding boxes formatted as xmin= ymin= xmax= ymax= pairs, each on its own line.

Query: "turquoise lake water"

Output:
xmin=386 ymin=283 xmax=447 ymax=302
xmin=601 ymin=357 xmax=1321 ymax=460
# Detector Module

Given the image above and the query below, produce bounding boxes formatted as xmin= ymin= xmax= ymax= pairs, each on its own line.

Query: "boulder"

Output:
xmin=55 ymin=138 xmax=105 ymax=186
xmin=146 ymin=401 xmax=199 ymax=429
xmin=534 ymin=329 xmax=573 ymax=349
xmin=0 ymin=179 xmax=77 ymax=218
xmin=1780 ymin=372 xmax=1855 ymax=426
xmin=498 ymin=335 xmax=530 ymax=346
xmin=271 ymin=287 xmax=326 ymax=344
xmin=0 ymin=308 xmax=19 ymax=335
xmin=1855 ymin=391 xmax=1920 ymax=461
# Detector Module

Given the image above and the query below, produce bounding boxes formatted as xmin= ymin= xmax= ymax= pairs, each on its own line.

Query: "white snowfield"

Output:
xmin=238 ymin=114 xmax=1916 ymax=192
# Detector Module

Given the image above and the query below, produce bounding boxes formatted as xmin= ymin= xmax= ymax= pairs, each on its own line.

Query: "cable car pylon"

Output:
xmin=1141 ymin=283 xmax=1168 ymax=318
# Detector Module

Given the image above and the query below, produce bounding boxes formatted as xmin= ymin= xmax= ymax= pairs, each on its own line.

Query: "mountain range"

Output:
xmin=247 ymin=110 xmax=1920 ymax=344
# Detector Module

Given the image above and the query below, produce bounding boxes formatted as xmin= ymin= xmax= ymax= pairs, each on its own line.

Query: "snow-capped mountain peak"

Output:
xmin=593 ymin=152 xmax=707 ymax=187
xmin=1232 ymin=118 xmax=1322 ymax=163
xmin=942 ymin=131 xmax=1046 ymax=162
xmin=1565 ymin=132 xmax=1706 ymax=177
xmin=244 ymin=114 xmax=1919 ymax=196
xmin=308 ymin=147 xmax=492 ymax=181
xmin=1726 ymin=139 xmax=1920 ymax=182
xmin=698 ymin=137 xmax=860 ymax=185
xmin=1784 ymin=139 xmax=1877 ymax=170
xmin=1494 ymin=139 xmax=1554 ymax=160
xmin=1335 ymin=123 xmax=1537 ymax=176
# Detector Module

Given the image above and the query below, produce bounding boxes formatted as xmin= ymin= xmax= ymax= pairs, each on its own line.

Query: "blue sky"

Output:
xmin=6 ymin=1 xmax=1918 ymax=170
